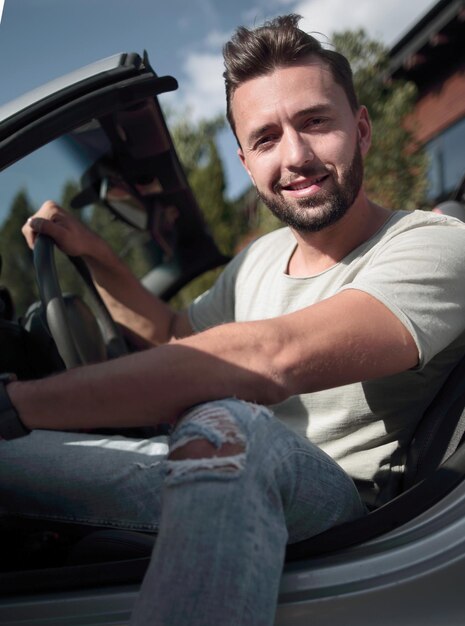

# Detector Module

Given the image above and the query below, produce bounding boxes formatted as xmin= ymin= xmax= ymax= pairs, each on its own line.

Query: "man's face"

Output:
xmin=232 ymin=58 xmax=371 ymax=233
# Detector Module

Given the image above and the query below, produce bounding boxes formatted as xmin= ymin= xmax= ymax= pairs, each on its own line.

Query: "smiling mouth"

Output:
xmin=281 ymin=174 xmax=329 ymax=192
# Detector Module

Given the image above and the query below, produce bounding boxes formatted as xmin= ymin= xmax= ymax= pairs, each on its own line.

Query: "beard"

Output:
xmin=257 ymin=143 xmax=364 ymax=233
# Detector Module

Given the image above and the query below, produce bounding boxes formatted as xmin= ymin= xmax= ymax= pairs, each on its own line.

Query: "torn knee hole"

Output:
xmin=165 ymin=442 xmax=246 ymax=480
xmin=168 ymin=439 xmax=245 ymax=462
xmin=166 ymin=403 xmax=248 ymax=477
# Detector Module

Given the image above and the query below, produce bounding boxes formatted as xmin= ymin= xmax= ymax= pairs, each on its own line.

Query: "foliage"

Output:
xmin=0 ymin=184 xmax=90 ymax=318
xmin=171 ymin=116 xmax=224 ymax=177
xmin=0 ymin=190 xmax=37 ymax=317
xmin=171 ymin=113 xmax=246 ymax=256
xmin=332 ymin=29 xmax=428 ymax=210
xmin=88 ymin=206 xmax=154 ymax=279
xmin=169 ymin=112 xmax=248 ymax=308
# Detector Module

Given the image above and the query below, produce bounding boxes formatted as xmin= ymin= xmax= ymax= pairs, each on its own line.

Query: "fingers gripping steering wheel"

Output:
xmin=33 ymin=234 xmax=128 ymax=369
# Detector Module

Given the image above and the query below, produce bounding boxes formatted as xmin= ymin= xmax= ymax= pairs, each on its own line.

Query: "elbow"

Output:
xmin=255 ymin=374 xmax=291 ymax=406
xmin=263 ymin=332 xmax=317 ymax=403
xmin=253 ymin=339 xmax=298 ymax=406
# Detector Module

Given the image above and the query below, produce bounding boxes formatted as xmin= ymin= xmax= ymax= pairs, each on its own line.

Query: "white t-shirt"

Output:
xmin=188 ymin=210 xmax=465 ymax=505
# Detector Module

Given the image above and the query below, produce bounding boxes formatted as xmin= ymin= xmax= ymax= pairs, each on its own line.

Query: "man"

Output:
xmin=2 ymin=13 xmax=465 ymax=626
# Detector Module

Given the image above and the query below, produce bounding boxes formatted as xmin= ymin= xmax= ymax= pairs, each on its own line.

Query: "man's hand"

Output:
xmin=21 ymin=200 xmax=192 ymax=347
xmin=22 ymin=200 xmax=107 ymax=260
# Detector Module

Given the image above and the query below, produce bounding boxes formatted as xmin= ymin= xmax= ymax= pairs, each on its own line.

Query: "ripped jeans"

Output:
xmin=0 ymin=399 xmax=365 ymax=626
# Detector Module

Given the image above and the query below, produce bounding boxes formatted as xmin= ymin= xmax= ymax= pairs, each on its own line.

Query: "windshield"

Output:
xmin=0 ymin=123 xmax=169 ymax=317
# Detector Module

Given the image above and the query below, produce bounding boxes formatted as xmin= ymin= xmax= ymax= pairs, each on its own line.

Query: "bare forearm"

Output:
xmin=7 ymin=290 xmax=418 ymax=434
xmin=80 ymin=232 xmax=196 ymax=345
xmin=84 ymin=244 xmax=178 ymax=346
xmin=23 ymin=203 xmax=184 ymax=346
xmin=9 ymin=330 xmax=284 ymax=432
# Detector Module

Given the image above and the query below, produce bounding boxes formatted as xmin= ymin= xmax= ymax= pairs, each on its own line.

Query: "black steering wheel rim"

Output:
xmin=33 ymin=234 xmax=127 ymax=368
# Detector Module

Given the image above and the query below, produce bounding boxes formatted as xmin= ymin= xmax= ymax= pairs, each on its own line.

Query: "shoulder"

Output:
xmin=382 ymin=209 xmax=465 ymax=237
xmin=372 ymin=209 xmax=465 ymax=256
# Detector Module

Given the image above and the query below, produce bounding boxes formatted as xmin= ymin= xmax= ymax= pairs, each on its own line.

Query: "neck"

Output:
xmin=287 ymin=194 xmax=392 ymax=277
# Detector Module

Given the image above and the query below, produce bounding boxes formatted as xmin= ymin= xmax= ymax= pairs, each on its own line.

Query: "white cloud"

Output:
xmin=293 ymin=0 xmax=436 ymax=46
xmin=181 ymin=51 xmax=226 ymax=120
xmin=238 ymin=0 xmax=435 ymax=44
xmin=180 ymin=0 xmax=436 ymax=122
xmin=204 ymin=28 xmax=233 ymax=50
xmin=179 ymin=28 xmax=236 ymax=120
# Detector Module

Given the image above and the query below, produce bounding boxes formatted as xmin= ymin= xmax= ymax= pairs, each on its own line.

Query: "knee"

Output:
xmin=168 ymin=401 xmax=246 ymax=465
xmin=165 ymin=400 xmax=267 ymax=482
xmin=168 ymin=438 xmax=244 ymax=462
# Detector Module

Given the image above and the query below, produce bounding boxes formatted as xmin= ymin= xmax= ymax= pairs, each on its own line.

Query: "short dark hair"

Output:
xmin=223 ymin=14 xmax=359 ymax=137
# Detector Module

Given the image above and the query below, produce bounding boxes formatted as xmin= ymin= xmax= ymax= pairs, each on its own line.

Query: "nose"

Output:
xmin=280 ymin=128 xmax=314 ymax=171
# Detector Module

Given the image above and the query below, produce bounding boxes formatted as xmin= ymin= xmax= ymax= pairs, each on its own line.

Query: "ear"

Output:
xmin=238 ymin=147 xmax=256 ymax=186
xmin=356 ymin=106 xmax=371 ymax=157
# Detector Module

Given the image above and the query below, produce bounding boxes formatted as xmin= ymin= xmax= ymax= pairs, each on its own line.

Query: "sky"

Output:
xmin=0 ymin=0 xmax=437 ymax=200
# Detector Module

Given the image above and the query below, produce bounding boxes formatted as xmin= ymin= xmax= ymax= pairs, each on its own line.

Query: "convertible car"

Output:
xmin=0 ymin=53 xmax=465 ymax=625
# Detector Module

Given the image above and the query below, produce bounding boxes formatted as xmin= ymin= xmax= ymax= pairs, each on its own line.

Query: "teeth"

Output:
xmin=290 ymin=176 xmax=324 ymax=190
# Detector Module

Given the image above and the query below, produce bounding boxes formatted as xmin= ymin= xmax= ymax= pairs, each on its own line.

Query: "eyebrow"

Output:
xmin=246 ymin=104 xmax=334 ymax=148
xmin=247 ymin=124 xmax=275 ymax=148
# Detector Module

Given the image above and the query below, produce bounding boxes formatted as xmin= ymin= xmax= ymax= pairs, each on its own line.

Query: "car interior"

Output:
xmin=1 ymin=52 xmax=465 ymax=599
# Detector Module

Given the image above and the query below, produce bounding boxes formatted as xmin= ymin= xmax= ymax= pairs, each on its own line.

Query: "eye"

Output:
xmin=253 ymin=134 xmax=277 ymax=151
xmin=304 ymin=117 xmax=327 ymax=129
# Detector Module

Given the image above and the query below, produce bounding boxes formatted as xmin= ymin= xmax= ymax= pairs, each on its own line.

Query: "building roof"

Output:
xmin=388 ymin=0 xmax=465 ymax=89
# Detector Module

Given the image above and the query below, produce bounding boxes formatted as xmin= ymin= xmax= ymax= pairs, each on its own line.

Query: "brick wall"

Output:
xmin=409 ymin=64 xmax=465 ymax=144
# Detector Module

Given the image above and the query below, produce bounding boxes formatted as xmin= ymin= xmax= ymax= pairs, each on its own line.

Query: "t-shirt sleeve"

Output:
xmin=340 ymin=222 xmax=465 ymax=368
xmin=187 ymin=250 xmax=246 ymax=332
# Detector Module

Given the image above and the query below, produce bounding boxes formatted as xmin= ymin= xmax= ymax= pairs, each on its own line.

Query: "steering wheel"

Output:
xmin=33 ymin=234 xmax=128 ymax=369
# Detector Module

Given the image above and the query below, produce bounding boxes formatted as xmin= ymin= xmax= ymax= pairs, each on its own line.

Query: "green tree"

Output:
xmin=189 ymin=138 xmax=237 ymax=254
xmin=171 ymin=114 xmax=246 ymax=256
xmin=88 ymin=204 xmax=154 ymax=279
xmin=169 ymin=113 xmax=247 ymax=307
xmin=0 ymin=190 xmax=37 ymax=317
xmin=332 ymin=29 xmax=428 ymax=210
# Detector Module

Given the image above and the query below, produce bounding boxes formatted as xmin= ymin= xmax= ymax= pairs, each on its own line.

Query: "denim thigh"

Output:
xmin=0 ymin=400 xmax=365 ymax=541
xmin=165 ymin=398 xmax=366 ymax=544
xmin=0 ymin=429 xmax=168 ymax=531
